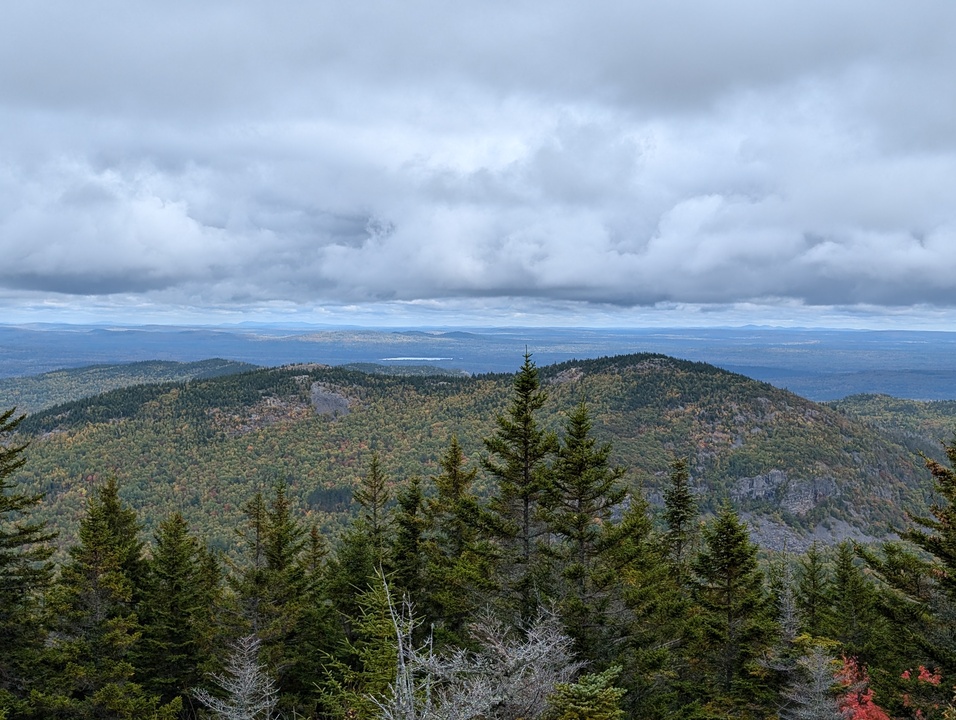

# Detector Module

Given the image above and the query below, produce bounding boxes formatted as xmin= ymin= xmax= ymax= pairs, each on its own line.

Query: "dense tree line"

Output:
xmin=3 ymin=357 xmax=956 ymax=718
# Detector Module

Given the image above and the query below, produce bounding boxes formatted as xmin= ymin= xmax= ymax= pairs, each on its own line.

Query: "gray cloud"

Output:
xmin=2 ymin=1 xmax=956 ymax=324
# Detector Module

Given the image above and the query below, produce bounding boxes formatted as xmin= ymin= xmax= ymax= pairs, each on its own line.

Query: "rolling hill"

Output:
xmin=6 ymin=354 xmax=936 ymax=554
xmin=0 ymin=358 xmax=258 ymax=415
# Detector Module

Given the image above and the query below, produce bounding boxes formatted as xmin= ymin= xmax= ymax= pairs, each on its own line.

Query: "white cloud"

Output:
xmin=2 ymin=1 xmax=956 ymax=326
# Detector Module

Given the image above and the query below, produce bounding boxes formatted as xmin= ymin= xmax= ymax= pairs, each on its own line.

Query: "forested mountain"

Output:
xmin=8 ymin=353 xmax=930 ymax=554
xmin=3 ymin=355 xmax=956 ymax=719
xmin=0 ymin=359 xmax=257 ymax=415
xmin=830 ymin=394 xmax=956 ymax=461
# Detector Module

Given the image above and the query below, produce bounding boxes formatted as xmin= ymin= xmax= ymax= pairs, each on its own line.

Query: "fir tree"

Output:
xmin=423 ymin=435 xmax=488 ymax=645
xmin=545 ymin=665 xmax=626 ymax=720
xmin=546 ymin=401 xmax=626 ymax=603
xmin=327 ymin=456 xmax=394 ymax=644
xmin=906 ymin=440 xmax=956 ymax=603
xmin=137 ymin=512 xmax=217 ymax=716
xmin=232 ymin=483 xmax=315 ymax=715
xmin=692 ymin=504 xmax=776 ymax=716
xmin=353 ymin=454 xmax=392 ymax=568
xmin=825 ymin=542 xmax=884 ymax=667
xmin=602 ymin=495 xmax=683 ymax=720
xmin=288 ymin=525 xmax=341 ymax=718
xmin=543 ymin=402 xmax=631 ymax=664
xmin=796 ymin=542 xmax=831 ymax=639
xmin=0 ymin=407 xmax=54 ymax=715
xmin=390 ymin=476 xmax=427 ymax=605
xmin=322 ymin=575 xmax=402 ymax=720
xmin=483 ymin=352 xmax=559 ymax=623
xmin=41 ymin=478 xmax=178 ymax=718
xmin=662 ymin=457 xmax=698 ymax=582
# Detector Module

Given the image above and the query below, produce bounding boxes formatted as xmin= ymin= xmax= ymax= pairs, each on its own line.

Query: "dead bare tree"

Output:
xmin=373 ymin=578 xmax=582 ymax=720
xmin=781 ymin=646 xmax=843 ymax=720
xmin=194 ymin=634 xmax=279 ymax=720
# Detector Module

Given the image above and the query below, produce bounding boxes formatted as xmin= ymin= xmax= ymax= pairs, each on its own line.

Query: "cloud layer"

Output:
xmin=3 ymin=1 xmax=956 ymax=324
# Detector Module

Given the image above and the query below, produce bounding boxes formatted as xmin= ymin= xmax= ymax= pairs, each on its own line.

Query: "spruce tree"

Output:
xmin=136 ymin=512 xmax=217 ymax=716
xmin=289 ymin=525 xmax=341 ymax=718
xmin=601 ymin=495 xmax=682 ymax=720
xmin=423 ymin=435 xmax=488 ymax=645
xmin=547 ymin=401 xmax=626 ymax=598
xmin=662 ymin=457 xmax=698 ymax=582
xmin=41 ymin=478 xmax=177 ymax=718
xmin=881 ymin=441 xmax=956 ymax=669
xmin=0 ymin=407 xmax=54 ymax=715
xmin=353 ymin=453 xmax=392 ymax=568
xmin=825 ymin=541 xmax=885 ymax=668
xmin=483 ymin=352 xmax=558 ymax=623
xmin=796 ymin=542 xmax=831 ymax=638
xmin=327 ymin=455 xmax=394 ymax=642
xmin=544 ymin=401 xmax=627 ymax=661
xmin=545 ymin=666 xmax=626 ymax=720
xmin=232 ymin=482 xmax=315 ymax=715
xmin=692 ymin=504 xmax=776 ymax=716
xmin=390 ymin=476 xmax=427 ymax=604
xmin=321 ymin=575 xmax=401 ymax=720
xmin=906 ymin=440 xmax=956 ymax=602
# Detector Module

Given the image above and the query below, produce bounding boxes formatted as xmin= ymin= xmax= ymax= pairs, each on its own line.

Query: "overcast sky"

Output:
xmin=2 ymin=2 xmax=956 ymax=328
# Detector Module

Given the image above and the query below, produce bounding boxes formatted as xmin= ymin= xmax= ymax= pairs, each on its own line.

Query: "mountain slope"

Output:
xmin=9 ymin=354 xmax=930 ymax=553
xmin=0 ymin=359 xmax=258 ymax=415
xmin=829 ymin=394 xmax=956 ymax=461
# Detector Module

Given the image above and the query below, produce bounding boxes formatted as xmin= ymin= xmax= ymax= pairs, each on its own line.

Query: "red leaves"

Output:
xmin=837 ymin=656 xmax=891 ymax=720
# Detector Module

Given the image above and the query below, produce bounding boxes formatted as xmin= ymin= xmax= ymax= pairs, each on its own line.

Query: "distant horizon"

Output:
xmin=5 ymin=318 xmax=956 ymax=334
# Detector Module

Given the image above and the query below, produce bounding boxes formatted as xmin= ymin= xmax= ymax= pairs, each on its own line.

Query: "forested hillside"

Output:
xmin=2 ymin=357 xmax=956 ymax=720
xmin=8 ymin=353 xmax=929 ymax=554
xmin=0 ymin=359 xmax=257 ymax=415
xmin=830 ymin=394 xmax=956 ymax=461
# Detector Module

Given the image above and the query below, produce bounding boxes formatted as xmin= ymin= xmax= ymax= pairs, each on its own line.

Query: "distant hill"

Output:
xmin=339 ymin=362 xmax=469 ymax=377
xmin=6 ymin=323 xmax=956 ymax=400
xmin=0 ymin=359 xmax=258 ymax=415
xmin=829 ymin=394 xmax=956 ymax=462
xmin=8 ymin=354 xmax=932 ymax=555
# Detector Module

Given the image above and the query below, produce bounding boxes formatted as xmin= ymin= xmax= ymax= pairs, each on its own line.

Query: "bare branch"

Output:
xmin=194 ymin=634 xmax=278 ymax=720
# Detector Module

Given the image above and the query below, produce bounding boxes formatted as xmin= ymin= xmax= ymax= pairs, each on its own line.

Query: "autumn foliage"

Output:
xmin=837 ymin=657 xmax=891 ymax=720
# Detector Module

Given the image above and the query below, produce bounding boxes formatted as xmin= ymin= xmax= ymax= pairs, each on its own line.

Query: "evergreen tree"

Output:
xmin=825 ymin=541 xmax=885 ymax=667
xmin=796 ymin=542 xmax=831 ymax=639
xmin=327 ymin=456 xmax=394 ymax=643
xmin=137 ymin=512 xmax=218 ymax=717
xmin=232 ymin=482 xmax=317 ymax=715
xmin=353 ymin=453 xmax=392 ymax=568
xmin=0 ymin=407 xmax=54 ymax=715
xmin=40 ymin=478 xmax=178 ymax=718
xmin=546 ymin=402 xmax=626 ymax=603
xmin=289 ymin=525 xmax=341 ymax=718
xmin=603 ymin=496 xmax=684 ymax=720
xmin=232 ymin=491 xmax=269 ymax=632
xmin=483 ymin=352 xmax=559 ymax=623
xmin=545 ymin=666 xmax=626 ymax=720
xmin=423 ymin=435 xmax=489 ymax=645
xmin=321 ymin=575 xmax=401 ymax=720
xmin=662 ymin=458 xmax=698 ymax=583
xmin=906 ymin=440 xmax=956 ymax=603
xmin=692 ymin=504 xmax=776 ymax=717
xmin=543 ymin=402 xmax=630 ymax=663
xmin=883 ymin=441 xmax=956 ymax=669
xmin=390 ymin=476 xmax=427 ymax=604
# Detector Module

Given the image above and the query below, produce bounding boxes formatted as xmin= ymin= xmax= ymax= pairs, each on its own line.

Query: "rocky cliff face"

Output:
xmin=732 ymin=469 xmax=839 ymax=516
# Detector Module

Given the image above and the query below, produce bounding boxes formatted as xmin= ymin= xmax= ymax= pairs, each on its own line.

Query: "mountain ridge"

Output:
xmin=7 ymin=353 xmax=934 ymax=554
